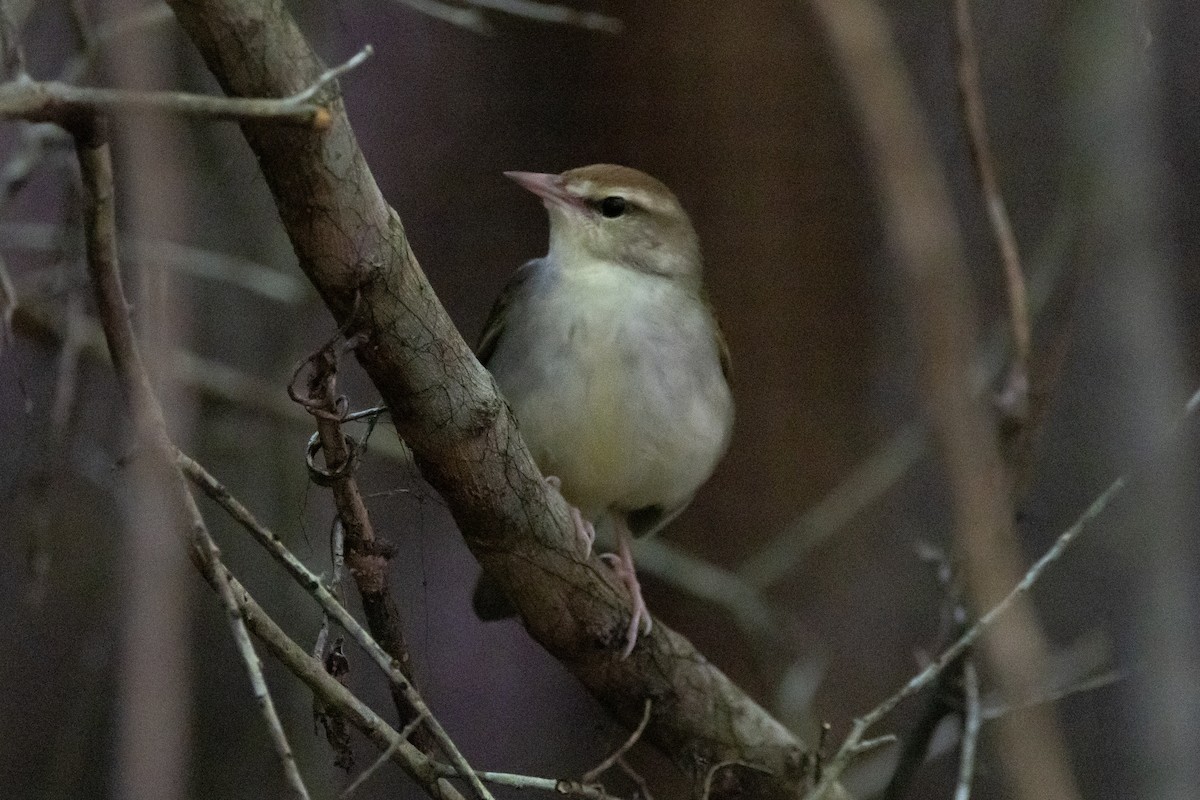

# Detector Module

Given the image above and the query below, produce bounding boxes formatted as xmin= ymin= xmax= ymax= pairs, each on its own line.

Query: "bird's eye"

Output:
xmin=599 ymin=196 xmax=627 ymax=218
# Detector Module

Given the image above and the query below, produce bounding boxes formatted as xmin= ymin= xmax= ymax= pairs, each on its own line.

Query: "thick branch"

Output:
xmin=164 ymin=0 xmax=818 ymax=796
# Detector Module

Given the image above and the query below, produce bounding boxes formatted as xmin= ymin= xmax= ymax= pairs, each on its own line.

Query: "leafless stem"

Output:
xmin=12 ymin=300 xmax=415 ymax=464
xmin=954 ymin=659 xmax=981 ymax=800
xmin=738 ymin=425 xmax=924 ymax=589
xmin=0 ymin=221 xmax=309 ymax=303
xmin=429 ymin=765 xmax=623 ymax=799
xmin=386 ymin=0 xmax=492 ymax=34
xmin=338 ymin=712 xmax=428 ymax=800
xmin=218 ymin=560 xmax=469 ymax=800
xmin=800 ymin=454 xmax=1149 ymax=798
xmin=290 ymin=333 xmax=437 ymax=756
xmin=952 ymin=0 xmax=1031 ymax=419
xmin=189 ymin=503 xmax=312 ymax=799
xmin=583 ymin=699 xmax=653 ymax=783
xmin=0 ymin=45 xmax=372 ymax=127
xmin=463 ymin=0 xmax=622 ymax=32
xmin=982 ymin=668 xmax=1124 ymax=722
xmin=808 ymin=1 xmax=1080 ymax=797
xmin=175 ymin=451 xmax=494 ymax=800
xmin=72 ymin=116 xmax=309 ymax=800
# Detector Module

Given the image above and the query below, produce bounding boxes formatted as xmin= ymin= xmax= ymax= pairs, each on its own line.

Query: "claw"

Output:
xmin=603 ymin=522 xmax=652 ymax=658
xmin=545 ymin=475 xmax=595 ymax=558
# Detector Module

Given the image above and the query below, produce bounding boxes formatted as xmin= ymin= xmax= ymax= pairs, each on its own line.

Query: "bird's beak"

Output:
xmin=504 ymin=171 xmax=587 ymax=211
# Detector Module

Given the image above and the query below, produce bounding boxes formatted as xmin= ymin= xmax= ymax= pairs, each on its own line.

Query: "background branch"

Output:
xmin=807 ymin=0 xmax=1080 ymax=797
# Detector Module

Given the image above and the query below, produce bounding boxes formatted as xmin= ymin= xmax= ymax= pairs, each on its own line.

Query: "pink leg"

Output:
xmin=545 ymin=475 xmax=594 ymax=558
xmin=601 ymin=518 xmax=652 ymax=658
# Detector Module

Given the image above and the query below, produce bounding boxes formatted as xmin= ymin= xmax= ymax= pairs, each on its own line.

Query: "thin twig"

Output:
xmin=954 ymin=659 xmax=981 ymax=800
xmin=952 ymin=0 xmax=1031 ymax=419
xmin=11 ymin=300 xmax=414 ymax=465
xmin=291 ymin=333 xmax=435 ymax=756
xmin=217 ymin=560 xmax=468 ymax=800
xmin=616 ymin=758 xmax=654 ymax=800
xmin=387 ymin=0 xmax=492 ymax=34
xmin=192 ymin=507 xmax=312 ymax=800
xmin=701 ymin=761 xmax=775 ymax=800
xmin=801 ymin=467 xmax=1128 ymax=799
xmin=0 ymin=45 xmax=373 ymax=127
xmin=428 ymin=763 xmax=624 ymax=799
xmin=738 ymin=425 xmax=924 ymax=589
xmin=809 ymin=2 xmax=1079 ymax=798
xmin=799 ymin=381 xmax=1200 ymax=799
xmin=464 ymin=0 xmax=622 ymax=32
xmin=0 ymin=221 xmax=309 ymax=303
xmin=633 ymin=538 xmax=780 ymax=640
xmin=175 ymin=452 xmax=494 ymax=800
xmin=982 ymin=668 xmax=1124 ymax=722
xmin=72 ymin=118 xmax=310 ymax=800
xmin=338 ymin=712 xmax=428 ymax=800
xmin=582 ymin=699 xmax=652 ymax=783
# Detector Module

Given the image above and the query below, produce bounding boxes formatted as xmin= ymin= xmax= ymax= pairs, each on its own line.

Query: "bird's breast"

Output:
xmin=487 ymin=260 xmax=733 ymax=518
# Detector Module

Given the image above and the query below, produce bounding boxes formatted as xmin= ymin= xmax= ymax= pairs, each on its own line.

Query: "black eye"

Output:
xmin=599 ymin=196 xmax=627 ymax=218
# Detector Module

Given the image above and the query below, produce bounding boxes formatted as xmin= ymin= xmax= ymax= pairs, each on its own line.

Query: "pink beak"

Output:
xmin=504 ymin=171 xmax=587 ymax=211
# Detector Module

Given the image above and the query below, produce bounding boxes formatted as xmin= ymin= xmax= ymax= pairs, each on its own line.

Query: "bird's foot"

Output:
xmin=544 ymin=475 xmax=595 ymax=558
xmin=601 ymin=551 xmax=652 ymax=659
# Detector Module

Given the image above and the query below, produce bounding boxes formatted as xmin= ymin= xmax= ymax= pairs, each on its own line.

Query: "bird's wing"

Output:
xmin=476 ymin=258 xmax=541 ymax=366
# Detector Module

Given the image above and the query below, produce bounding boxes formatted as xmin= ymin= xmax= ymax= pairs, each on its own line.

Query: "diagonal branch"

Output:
xmin=71 ymin=113 xmax=311 ymax=800
xmin=164 ymin=1 xmax=823 ymax=797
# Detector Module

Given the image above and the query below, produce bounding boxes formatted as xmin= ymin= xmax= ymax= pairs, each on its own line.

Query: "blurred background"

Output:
xmin=0 ymin=0 xmax=1197 ymax=798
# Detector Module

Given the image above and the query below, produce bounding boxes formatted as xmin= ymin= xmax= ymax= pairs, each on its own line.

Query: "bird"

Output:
xmin=475 ymin=164 xmax=734 ymax=658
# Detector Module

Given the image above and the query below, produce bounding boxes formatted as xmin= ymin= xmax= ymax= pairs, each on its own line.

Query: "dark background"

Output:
xmin=1 ymin=0 xmax=1197 ymax=798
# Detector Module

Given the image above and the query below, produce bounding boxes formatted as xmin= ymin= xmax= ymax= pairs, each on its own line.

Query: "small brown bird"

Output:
xmin=476 ymin=164 xmax=734 ymax=657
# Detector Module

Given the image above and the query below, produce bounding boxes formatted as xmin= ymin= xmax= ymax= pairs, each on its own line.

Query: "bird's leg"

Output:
xmin=601 ymin=518 xmax=652 ymax=658
xmin=544 ymin=475 xmax=595 ymax=558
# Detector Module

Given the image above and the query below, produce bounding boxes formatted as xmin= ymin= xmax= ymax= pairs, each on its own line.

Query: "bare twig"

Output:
xmin=808 ymin=1 xmax=1080 ymax=798
xmin=12 ymin=300 xmax=415 ymax=464
xmin=634 ymin=538 xmax=780 ymax=640
xmin=798 ymin=451 xmax=1156 ymax=799
xmin=191 ymin=507 xmax=312 ymax=799
xmin=615 ymin=758 xmax=654 ymax=800
xmin=429 ymin=764 xmax=622 ymax=799
xmin=386 ymin=0 xmax=492 ymax=34
xmin=954 ymin=659 xmax=981 ymax=800
xmin=338 ymin=712 xmax=428 ymax=800
xmin=982 ymin=668 xmax=1124 ymax=722
xmin=388 ymin=0 xmax=622 ymax=34
xmin=0 ymin=221 xmax=309 ymax=303
xmin=175 ymin=452 xmax=494 ymax=800
xmin=952 ymin=0 xmax=1031 ymax=420
xmin=72 ymin=117 xmax=310 ymax=800
xmin=738 ymin=425 xmax=924 ymax=589
xmin=0 ymin=45 xmax=372 ymax=127
xmin=463 ymin=0 xmax=622 ymax=32
xmin=290 ymin=332 xmax=438 ymax=756
xmin=583 ymin=699 xmax=653 ymax=783
xmin=218 ymin=560 xmax=468 ymax=800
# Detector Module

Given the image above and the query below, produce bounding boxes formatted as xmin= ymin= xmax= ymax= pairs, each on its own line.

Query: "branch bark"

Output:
xmin=164 ymin=0 xmax=823 ymax=796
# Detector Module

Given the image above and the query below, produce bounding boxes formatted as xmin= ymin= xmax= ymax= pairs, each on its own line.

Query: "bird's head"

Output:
xmin=504 ymin=164 xmax=702 ymax=284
